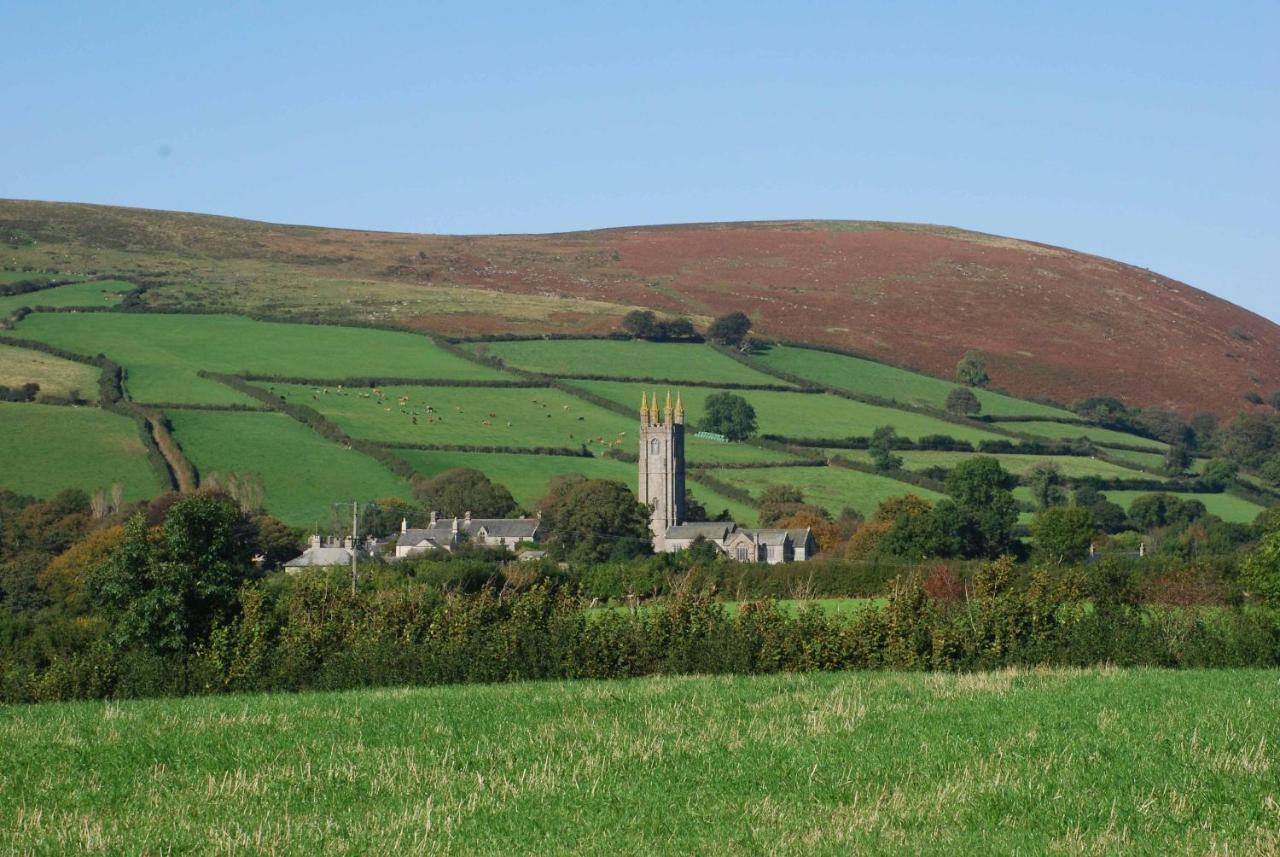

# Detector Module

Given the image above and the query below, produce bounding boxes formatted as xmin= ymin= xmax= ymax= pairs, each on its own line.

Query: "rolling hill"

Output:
xmin=3 ymin=199 xmax=1277 ymax=416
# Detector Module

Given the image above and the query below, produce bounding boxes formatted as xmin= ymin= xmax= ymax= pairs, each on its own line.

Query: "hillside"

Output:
xmin=3 ymin=199 xmax=1276 ymax=416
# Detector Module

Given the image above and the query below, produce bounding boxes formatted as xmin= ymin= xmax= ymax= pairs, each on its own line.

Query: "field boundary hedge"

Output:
xmin=372 ymin=440 xmax=591 ymax=457
xmin=237 ymin=373 xmax=544 ymax=389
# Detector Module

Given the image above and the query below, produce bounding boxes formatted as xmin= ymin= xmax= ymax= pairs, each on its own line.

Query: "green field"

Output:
xmin=0 ymin=402 xmax=160 ymax=500
xmin=476 ymin=339 xmax=786 ymax=385
xmin=0 ymin=279 xmax=132 ymax=314
xmin=2 ymin=313 xmax=510 ymax=406
xmin=1006 ymin=420 xmax=1170 ymax=451
xmin=0 ymin=342 xmax=100 ymax=400
xmin=833 ymin=449 xmax=1154 ymax=480
xmin=167 ymin=409 xmax=415 ymax=528
xmin=4 ymin=668 xmax=1276 ymax=855
xmin=570 ymin=380 xmax=1006 ymax=444
xmin=394 ymin=448 xmax=757 ymax=522
xmin=709 ymin=464 xmax=946 ymax=518
xmin=755 ymin=344 xmax=1075 ymax=418
xmin=1105 ymin=490 xmax=1267 ymax=525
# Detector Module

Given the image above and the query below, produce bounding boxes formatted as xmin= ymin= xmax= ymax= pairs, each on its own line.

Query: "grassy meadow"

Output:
xmin=0 ymin=402 xmax=160 ymax=501
xmin=569 ymin=380 xmax=1006 ymax=444
xmin=753 ymin=344 xmax=1075 ymax=418
xmin=1 ymin=313 xmax=509 ymax=405
xmin=708 ymin=463 xmax=946 ymax=518
xmin=0 ymin=279 xmax=132 ymax=315
xmin=166 ymin=409 xmax=415 ymax=527
xmin=475 ymin=339 xmax=785 ymax=385
xmin=0 ymin=342 xmax=100 ymax=400
xmin=3 ymin=668 xmax=1277 ymax=855
xmin=1006 ymin=419 xmax=1170 ymax=451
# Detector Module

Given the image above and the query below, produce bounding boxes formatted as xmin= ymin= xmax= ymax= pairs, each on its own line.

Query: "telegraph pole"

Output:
xmin=350 ymin=499 xmax=358 ymax=595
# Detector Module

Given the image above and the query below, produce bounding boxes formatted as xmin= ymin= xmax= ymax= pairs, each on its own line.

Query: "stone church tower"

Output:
xmin=638 ymin=391 xmax=685 ymax=548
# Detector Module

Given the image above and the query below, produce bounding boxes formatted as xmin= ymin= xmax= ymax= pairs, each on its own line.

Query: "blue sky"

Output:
xmin=3 ymin=2 xmax=1277 ymax=321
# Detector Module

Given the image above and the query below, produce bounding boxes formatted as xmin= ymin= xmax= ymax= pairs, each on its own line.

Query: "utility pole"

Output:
xmin=350 ymin=499 xmax=358 ymax=595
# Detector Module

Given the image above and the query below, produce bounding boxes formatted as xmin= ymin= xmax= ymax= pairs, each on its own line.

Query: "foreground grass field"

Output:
xmin=2 ymin=312 xmax=509 ymax=405
xmin=3 ymin=668 xmax=1276 ymax=855
xmin=0 ymin=402 xmax=159 ymax=500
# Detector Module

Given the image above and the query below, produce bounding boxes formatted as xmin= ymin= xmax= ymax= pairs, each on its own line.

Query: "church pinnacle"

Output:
xmin=640 ymin=391 xmax=649 ymax=422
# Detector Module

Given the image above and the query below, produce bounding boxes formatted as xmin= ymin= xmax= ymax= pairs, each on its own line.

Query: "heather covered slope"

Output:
xmin=3 ymin=199 xmax=1276 ymax=416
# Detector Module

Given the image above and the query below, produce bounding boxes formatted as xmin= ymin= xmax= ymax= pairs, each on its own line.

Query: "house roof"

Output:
xmin=284 ymin=546 xmax=356 ymax=568
xmin=664 ymin=522 xmax=740 ymax=541
xmin=469 ymin=518 xmax=539 ymax=539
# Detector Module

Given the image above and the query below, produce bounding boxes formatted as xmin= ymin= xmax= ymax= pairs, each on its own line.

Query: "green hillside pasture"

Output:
xmin=833 ymin=449 xmax=1155 ymax=480
xmin=2 ymin=313 xmax=509 ymax=406
xmin=571 ymin=380 xmax=1006 ymax=444
xmin=1006 ymin=420 xmax=1169 ymax=451
xmin=0 ymin=343 xmax=100 ymax=400
xmin=394 ymin=449 xmax=756 ymax=522
xmin=278 ymin=383 xmax=791 ymax=465
xmin=475 ymin=339 xmax=787 ymax=385
xmin=5 ymin=669 xmax=1277 ymax=855
xmin=0 ymin=279 xmax=131 ymax=315
xmin=166 ymin=409 xmax=414 ymax=528
xmin=0 ymin=271 xmax=55 ymax=284
xmin=755 ymin=344 xmax=1075 ymax=418
xmin=710 ymin=463 xmax=945 ymax=518
xmin=1105 ymin=490 xmax=1267 ymax=525
xmin=1104 ymin=448 xmax=1171 ymax=472
xmin=0 ymin=402 xmax=159 ymax=500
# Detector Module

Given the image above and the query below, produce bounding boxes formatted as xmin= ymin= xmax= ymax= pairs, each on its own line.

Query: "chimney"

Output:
xmin=464 ymin=510 xmax=472 ymax=524
xmin=343 ymin=535 xmax=353 ymax=550
xmin=310 ymin=533 xmax=321 ymax=550
xmin=401 ymin=517 xmax=407 ymax=534
xmin=430 ymin=510 xmax=438 ymax=525
xmin=451 ymin=517 xmax=459 ymax=535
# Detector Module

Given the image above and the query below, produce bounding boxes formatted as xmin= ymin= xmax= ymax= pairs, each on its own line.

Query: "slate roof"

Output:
xmin=664 ymin=522 xmax=740 ymax=541
xmin=469 ymin=518 xmax=539 ymax=539
xmin=284 ymin=546 xmax=357 ymax=568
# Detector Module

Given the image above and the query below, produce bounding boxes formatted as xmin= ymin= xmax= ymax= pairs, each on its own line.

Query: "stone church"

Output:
xmin=639 ymin=391 xmax=814 ymax=563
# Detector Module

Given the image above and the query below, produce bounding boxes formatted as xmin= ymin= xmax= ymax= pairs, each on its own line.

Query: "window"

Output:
xmin=736 ymin=546 xmax=749 ymax=562
xmin=650 ymin=438 xmax=660 ymax=454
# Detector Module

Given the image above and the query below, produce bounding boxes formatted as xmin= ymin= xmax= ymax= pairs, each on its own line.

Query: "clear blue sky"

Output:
xmin=4 ymin=2 xmax=1277 ymax=321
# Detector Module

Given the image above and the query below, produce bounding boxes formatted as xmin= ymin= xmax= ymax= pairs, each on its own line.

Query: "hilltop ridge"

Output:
xmin=2 ymin=199 xmax=1276 ymax=416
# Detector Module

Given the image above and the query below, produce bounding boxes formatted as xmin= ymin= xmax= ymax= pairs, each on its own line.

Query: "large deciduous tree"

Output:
xmin=537 ymin=477 xmax=652 ymax=562
xmin=706 ymin=312 xmax=752 ymax=348
xmin=412 ymin=468 xmax=517 ymax=518
xmin=700 ymin=393 xmax=757 ymax=441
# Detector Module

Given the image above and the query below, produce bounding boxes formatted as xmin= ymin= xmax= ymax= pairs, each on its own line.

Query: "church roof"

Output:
xmin=664 ymin=522 xmax=740 ymax=541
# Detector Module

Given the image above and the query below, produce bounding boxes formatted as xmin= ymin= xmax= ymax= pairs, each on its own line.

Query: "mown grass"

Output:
xmin=393 ymin=449 xmax=758 ymax=522
xmin=832 ymin=449 xmax=1157 ymax=479
xmin=475 ymin=339 xmax=786 ymax=385
xmin=754 ymin=344 xmax=1075 ymax=418
xmin=3 ymin=668 xmax=1277 ymax=855
xmin=167 ymin=410 xmax=415 ymax=528
xmin=2 ymin=313 xmax=509 ymax=406
xmin=569 ymin=380 xmax=1006 ymax=444
xmin=0 ymin=402 xmax=160 ymax=500
xmin=708 ymin=464 xmax=946 ymax=518
xmin=0 ymin=279 xmax=132 ymax=315
xmin=0 ymin=342 xmax=100 ymax=400
xmin=1007 ymin=419 xmax=1169 ymax=451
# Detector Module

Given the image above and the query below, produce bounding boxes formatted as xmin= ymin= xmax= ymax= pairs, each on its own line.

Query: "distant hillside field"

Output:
xmin=475 ymin=339 xmax=785 ymax=385
xmin=4 ymin=668 xmax=1277 ymax=855
xmin=3 ymin=200 xmax=1277 ymax=415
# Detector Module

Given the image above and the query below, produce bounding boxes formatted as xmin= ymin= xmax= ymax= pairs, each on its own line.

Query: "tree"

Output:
xmin=879 ymin=499 xmax=966 ymax=559
xmin=1128 ymin=493 xmax=1206 ymax=532
xmin=706 ymin=311 xmax=752 ymax=348
xmin=1073 ymin=397 xmax=1129 ymax=424
xmin=412 ymin=468 xmax=517 ymax=518
xmin=1200 ymin=458 xmax=1240 ymax=490
xmin=869 ymin=426 xmax=903 ymax=472
xmin=89 ymin=493 xmax=255 ymax=654
xmin=538 ymin=479 xmax=652 ymax=562
xmin=1261 ymin=454 xmax=1280 ymax=487
xmin=945 ymin=387 xmax=981 ymax=416
xmin=1240 ymin=526 xmax=1280 ymax=607
xmin=956 ymin=351 xmax=989 ymax=387
xmin=1032 ymin=506 xmax=1095 ymax=565
xmin=620 ymin=310 xmax=658 ymax=339
xmin=1163 ymin=444 xmax=1193 ymax=476
xmin=1268 ymin=391 xmax=1280 ymax=412
xmin=1216 ymin=412 xmax=1278 ymax=468
xmin=845 ymin=495 xmax=933 ymax=559
xmin=757 ymin=484 xmax=806 ymax=526
xmin=1025 ymin=463 xmax=1067 ymax=510
xmin=661 ymin=317 xmax=696 ymax=340
xmin=700 ymin=392 xmax=757 ymax=441
xmin=944 ymin=457 xmax=1019 ymax=558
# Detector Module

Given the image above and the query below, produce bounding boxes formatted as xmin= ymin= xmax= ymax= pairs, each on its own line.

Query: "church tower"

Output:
xmin=638 ymin=390 xmax=686 ymax=548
